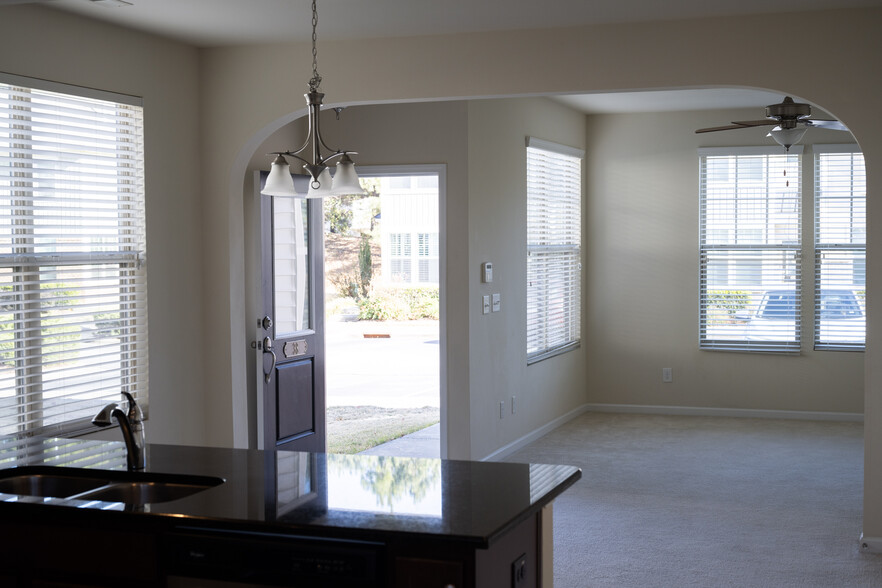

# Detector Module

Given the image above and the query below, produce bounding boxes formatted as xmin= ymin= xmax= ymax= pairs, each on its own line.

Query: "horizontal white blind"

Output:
xmin=699 ymin=149 xmax=802 ymax=352
xmin=814 ymin=146 xmax=865 ymax=350
xmin=527 ymin=138 xmax=582 ymax=363
xmin=0 ymin=76 xmax=148 ymax=437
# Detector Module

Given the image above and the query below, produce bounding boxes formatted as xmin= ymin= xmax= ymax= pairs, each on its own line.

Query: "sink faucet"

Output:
xmin=92 ymin=391 xmax=146 ymax=471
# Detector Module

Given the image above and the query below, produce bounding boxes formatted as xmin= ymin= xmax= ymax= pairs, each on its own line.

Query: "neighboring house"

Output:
xmin=378 ymin=176 xmax=440 ymax=287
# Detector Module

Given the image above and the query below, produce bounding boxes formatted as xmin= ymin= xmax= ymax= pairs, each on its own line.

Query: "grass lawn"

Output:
xmin=326 ymin=405 xmax=439 ymax=454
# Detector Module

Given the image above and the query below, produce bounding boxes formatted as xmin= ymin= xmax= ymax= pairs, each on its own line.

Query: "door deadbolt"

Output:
xmin=261 ymin=315 xmax=273 ymax=330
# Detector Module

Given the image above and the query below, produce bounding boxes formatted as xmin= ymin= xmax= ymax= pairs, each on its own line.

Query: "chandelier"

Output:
xmin=261 ymin=0 xmax=363 ymax=198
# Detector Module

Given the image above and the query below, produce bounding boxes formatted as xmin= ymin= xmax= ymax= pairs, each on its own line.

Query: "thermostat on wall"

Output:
xmin=482 ymin=262 xmax=493 ymax=283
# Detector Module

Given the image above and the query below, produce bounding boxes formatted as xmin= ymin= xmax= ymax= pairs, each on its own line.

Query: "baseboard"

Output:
xmin=860 ymin=534 xmax=882 ymax=553
xmin=480 ymin=403 xmax=592 ymax=462
xmin=583 ymin=403 xmax=864 ymax=423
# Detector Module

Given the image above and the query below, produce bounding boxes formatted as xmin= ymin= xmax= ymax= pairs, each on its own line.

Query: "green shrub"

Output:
xmin=705 ymin=289 xmax=750 ymax=325
xmin=358 ymin=287 xmax=439 ymax=320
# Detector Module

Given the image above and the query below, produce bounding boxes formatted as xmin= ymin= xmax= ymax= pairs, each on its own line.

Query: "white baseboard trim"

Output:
xmin=860 ymin=534 xmax=882 ymax=553
xmin=583 ymin=403 xmax=864 ymax=423
xmin=480 ymin=403 xmax=592 ymax=462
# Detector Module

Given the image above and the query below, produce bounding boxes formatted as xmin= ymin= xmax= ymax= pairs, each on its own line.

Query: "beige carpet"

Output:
xmin=507 ymin=412 xmax=882 ymax=587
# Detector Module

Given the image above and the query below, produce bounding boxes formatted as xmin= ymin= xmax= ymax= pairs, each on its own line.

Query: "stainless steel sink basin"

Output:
xmin=0 ymin=473 xmax=111 ymax=498
xmin=0 ymin=466 xmax=224 ymax=504
xmin=72 ymin=481 xmax=215 ymax=505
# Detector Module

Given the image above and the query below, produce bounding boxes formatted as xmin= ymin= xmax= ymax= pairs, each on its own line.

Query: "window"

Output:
xmin=417 ymin=232 xmax=439 ymax=283
xmin=526 ymin=137 xmax=582 ymax=363
xmin=814 ymin=145 xmax=866 ymax=350
xmin=0 ymin=74 xmax=147 ymax=437
xmin=699 ymin=147 xmax=802 ymax=352
xmin=389 ymin=233 xmax=412 ymax=282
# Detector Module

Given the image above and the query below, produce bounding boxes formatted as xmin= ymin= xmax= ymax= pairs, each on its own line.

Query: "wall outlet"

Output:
xmin=500 ymin=400 xmax=505 ymax=419
xmin=662 ymin=367 xmax=673 ymax=383
xmin=511 ymin=395 xmax=516 ymax=415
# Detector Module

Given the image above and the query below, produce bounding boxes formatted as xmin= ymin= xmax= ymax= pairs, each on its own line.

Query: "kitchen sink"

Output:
xmin=0 ymin=472 xmax=111 ymax=498
xmin=72 ymin=481 xmax=214 ymax=505
xmin=0 ymin=466 xmax=224 ymax=504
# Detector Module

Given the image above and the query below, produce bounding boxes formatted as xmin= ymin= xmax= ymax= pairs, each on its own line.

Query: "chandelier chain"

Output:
xmin=309 ymin=0 xmax=322 ymax=91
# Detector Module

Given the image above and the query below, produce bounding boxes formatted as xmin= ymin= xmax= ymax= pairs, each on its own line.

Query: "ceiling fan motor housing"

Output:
xmin=766 ymin=97 xmax=812 ymax=129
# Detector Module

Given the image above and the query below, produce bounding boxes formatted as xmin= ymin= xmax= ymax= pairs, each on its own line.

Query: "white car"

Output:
xmin=739 ymin=289 xmax=864 ymax=343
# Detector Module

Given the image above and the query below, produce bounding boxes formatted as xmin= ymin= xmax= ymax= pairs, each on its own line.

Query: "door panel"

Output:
xmin=277 ymin=359 xmax=314 ymax=440
xmin=258 ymin=172 xmax=325 ymax=452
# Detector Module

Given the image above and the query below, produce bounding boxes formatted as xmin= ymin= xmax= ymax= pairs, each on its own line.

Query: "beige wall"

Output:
xmin=466 ymin=98 xmax=588 ymax=458
xmin=585 ymin=108 xmax=864 ymax=414
xmin=0 ymin=6 xmax=206 ymax=446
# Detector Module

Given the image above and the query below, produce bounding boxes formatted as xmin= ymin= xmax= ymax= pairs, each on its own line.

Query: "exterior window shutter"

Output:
xmin=0 ymin=75 xmax=148 ymax=437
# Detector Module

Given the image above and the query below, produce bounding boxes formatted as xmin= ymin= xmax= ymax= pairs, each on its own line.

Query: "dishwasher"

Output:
xmin=164 ymin=527 xmax=384 ymax=587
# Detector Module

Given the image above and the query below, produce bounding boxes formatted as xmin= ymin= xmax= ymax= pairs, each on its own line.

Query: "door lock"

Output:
xmin=261 ymin=315 xmax=273 ymax=330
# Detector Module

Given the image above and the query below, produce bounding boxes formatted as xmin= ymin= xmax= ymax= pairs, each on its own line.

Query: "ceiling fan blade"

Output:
xmin=695 ymin=124 xmax=754 ymax=134
xmin=729 ymin=119 xmax=778 ymax=127
xmin=805 ymin=119 xmax=849 ymax=131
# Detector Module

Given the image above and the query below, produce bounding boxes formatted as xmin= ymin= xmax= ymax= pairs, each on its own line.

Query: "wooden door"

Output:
xmin=258 ymin=172 xmax=325 ymax=452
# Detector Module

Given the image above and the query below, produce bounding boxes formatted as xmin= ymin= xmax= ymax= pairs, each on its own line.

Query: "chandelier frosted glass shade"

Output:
xmin=262 ymin=155 xmax=300 ymax=197
xmin=306 ymin=168 xmax=334 ymax=198
xmin=331 ymin=154 xmax=366 ymax=195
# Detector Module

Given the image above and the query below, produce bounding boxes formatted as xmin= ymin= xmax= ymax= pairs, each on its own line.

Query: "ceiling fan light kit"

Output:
xmin=695 ymin=96 xmax=848 ymax=151
xmin=261 ymin=0 xmax=365 ymax=198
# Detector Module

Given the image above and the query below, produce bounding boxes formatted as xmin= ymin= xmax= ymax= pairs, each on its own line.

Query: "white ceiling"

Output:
xmin=6 ymin=0 xmax=877 ymax=115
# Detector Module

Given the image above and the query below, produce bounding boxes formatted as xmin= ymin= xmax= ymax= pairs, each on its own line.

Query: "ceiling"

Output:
xmin=5 ymin=0 xmax=878 ymax=115
xmin=9 ymin=0 xmax=881 ymax=47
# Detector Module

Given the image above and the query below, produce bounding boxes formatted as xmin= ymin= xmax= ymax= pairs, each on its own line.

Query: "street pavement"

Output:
xmin=325 ymin=318 xmax=440 ymax=409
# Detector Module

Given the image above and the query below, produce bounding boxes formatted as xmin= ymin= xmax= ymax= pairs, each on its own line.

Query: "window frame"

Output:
xmin=813 ymin=144 xmax=866 ymax=351
xmin=698 ymin=146 xmax=804 ymax=353
xmin=526 ymin=137 xmax=583 ymax=364
xmin=0 ymin=72 xmax=148 ymax=437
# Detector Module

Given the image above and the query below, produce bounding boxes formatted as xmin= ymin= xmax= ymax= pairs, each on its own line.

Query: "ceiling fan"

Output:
xmin=695 ymin=96 xmax=849 ymax=150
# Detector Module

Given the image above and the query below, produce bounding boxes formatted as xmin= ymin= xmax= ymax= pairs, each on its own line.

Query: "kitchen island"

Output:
xmin=0 ymin=435 xmax=580 ymax=587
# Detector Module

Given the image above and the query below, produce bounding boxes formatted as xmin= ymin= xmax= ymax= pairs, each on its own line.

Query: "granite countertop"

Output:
xmin=0 ymin=436 xmax=581 ymax=547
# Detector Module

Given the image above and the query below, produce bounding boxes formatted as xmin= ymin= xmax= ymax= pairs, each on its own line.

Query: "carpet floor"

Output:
xmin=507 ymin=412 xmax=882 ymax=587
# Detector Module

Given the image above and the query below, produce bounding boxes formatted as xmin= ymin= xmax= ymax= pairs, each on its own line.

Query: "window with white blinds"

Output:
xmin=526 ymin=137 xmax=582 ymax=363
xmin=814 ymin=145 xmax=865 ymax=350
xmin=0 ymin=73 xmax=148 ymax=437
xmin=699 ymin=147 xmax=802 ymax=353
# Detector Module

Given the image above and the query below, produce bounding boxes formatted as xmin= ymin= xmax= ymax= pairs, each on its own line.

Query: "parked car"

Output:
xmin=737 ymin=289 xmax=864 ymax=342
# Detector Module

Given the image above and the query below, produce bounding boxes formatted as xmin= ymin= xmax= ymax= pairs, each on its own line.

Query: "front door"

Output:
xmin=258 ymin=172 xmax=325 ymax=452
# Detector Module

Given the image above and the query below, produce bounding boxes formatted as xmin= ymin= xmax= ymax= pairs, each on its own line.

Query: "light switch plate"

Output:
xmin=492 ymin=293 xmax=501 ymax=312
xmin=482 ymin=295 xmax=491 ymax=314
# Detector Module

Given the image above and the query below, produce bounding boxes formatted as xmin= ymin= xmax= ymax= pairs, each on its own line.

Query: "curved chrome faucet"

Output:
xmin=92 ymin=391 xmax=146 ymax=471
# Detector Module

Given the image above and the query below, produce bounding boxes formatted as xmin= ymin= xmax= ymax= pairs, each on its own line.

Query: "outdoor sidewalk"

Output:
xmin=358 ymin=423 xmax=440 ymax=458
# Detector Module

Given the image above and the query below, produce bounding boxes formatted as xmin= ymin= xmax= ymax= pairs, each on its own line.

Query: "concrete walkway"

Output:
xmin=358 ymin=423 xmax=440 ymax=458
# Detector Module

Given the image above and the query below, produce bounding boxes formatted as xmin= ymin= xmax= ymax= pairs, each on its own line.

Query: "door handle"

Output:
xmin=262 ymin=336 xmax=276 ymax=384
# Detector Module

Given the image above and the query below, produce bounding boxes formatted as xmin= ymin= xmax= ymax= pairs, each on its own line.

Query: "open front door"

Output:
xmin=258 ymin=172 xmax=325 ymax=452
